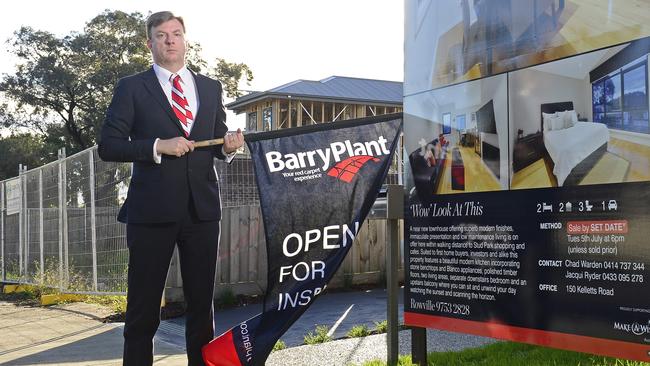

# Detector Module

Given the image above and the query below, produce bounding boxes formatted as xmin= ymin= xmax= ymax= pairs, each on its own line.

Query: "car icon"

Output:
xmin=607 ymin=200 xmax=617 ymax=211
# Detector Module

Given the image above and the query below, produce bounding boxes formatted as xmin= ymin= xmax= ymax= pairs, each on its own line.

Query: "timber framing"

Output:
xmin=226 ymin=76 xmax=403 ymax=131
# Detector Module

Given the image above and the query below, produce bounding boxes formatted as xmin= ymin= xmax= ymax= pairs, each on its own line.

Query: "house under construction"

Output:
xmin=226 ymin=76 xmax=403 ymax=131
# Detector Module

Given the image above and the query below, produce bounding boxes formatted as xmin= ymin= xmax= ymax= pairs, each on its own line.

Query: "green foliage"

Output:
xmin=360 ymin=355 xmax=414 ymax=366
xmin=215 ymin=287 xmax=237 ymax=308
xmin=358 ymin=342 xmax=650 ymax=366
xmin=32 ymin=259 xmax=63 ymax=295
xmin=0 ymin=132 xmax=51 ymax=180
xmin=373 ymin=320 xmax=388 ymax=334
xmin=272 ymin=340 xmax=287 ymax=352
xmin=304 ymin=325 xmax=332 ymax=344
xmin=28 ymin=258 xmax=95 ymax=297
xmin=208 ymin=58 xmax=253 ymax=98
xmin=347 ymin=324 xmax=370 ymax=338
xmin=83 ymin=295 xmax=127 ymax=314
xmin=0 ymin=10 xmax=151 ymax=152
xmin=0 ymin=259 xmax=126 ymax=314
xmin=0 ymin=9 xmax=253 ymax=156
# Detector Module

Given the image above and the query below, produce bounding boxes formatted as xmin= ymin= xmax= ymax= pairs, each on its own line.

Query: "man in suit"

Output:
xmin=98 ymin=11 xmax=244 ymax=366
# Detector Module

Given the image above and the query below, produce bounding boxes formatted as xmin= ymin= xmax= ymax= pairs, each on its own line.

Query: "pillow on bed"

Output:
xmin=556 ymin=110 xmax=568 ymax=125
xmin=549 ymin=115 xmax=565 ymax=131
xmin=542 ymin=112 xmax=556 ymax=132
xmin=568 ymin=110 xmax=578 ymax=127
xmin=542 ymin=112 xmax=556 ymax=121
xmin=561 ymin=110 xmax=578 ymax=128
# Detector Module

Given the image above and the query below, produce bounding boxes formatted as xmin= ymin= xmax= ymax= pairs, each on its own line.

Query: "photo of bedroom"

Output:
xmin=509 ymin=37 xmax=650 ymax=189
xmin=404 ymin=74 xmax=509 ymax=203
xmin=405 ymin=0 xmax=650 ymax=93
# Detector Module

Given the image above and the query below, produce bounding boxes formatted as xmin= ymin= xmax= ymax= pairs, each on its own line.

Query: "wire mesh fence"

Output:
xmin=0 ymin=142 xmax=403 ymax=295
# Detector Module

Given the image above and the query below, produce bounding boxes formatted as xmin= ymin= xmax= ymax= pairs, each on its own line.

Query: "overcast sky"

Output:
xmin=0 ymin=0 xmax=404 ymax=130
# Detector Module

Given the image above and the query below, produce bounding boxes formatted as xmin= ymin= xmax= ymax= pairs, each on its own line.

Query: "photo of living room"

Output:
xmin=405 ymin=0 xmax=650 ymax=91
xmin=509 ymin=37 xmax=650 ymax=189
xmin=404 ymin=74 xmax=509 ymax=202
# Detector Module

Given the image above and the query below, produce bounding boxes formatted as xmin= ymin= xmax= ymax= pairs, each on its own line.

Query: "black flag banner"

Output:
xmin=203 ymin=113 xmax=402 ymax=365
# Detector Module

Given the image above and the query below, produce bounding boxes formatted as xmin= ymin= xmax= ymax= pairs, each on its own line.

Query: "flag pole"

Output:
xmin=193 ymin=138 xmax=224 ymax=148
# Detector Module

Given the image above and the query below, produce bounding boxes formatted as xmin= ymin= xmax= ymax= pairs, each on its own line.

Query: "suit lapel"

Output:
xmin=190 ymin=72 xmax=214 ymax=139
xmin=141 ymin=67 xmax=184 ymax=135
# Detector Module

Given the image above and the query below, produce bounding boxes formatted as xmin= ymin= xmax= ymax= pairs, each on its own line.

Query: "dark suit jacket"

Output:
xmin=98 ymin=67 xmax=229 ymax=224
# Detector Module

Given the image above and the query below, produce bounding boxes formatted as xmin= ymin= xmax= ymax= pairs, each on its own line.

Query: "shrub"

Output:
xmin=272 ymin=340 xmax=286 ymax=352
xmin=215 ymin=287 xmax=237 ymax=308
xmin=347 ymin=324 xmax=370 ymax=338
xmin=373 ymin=320 xmax=388 ymax=334
xmin=304 ymin=325 xmax=332 ymax=344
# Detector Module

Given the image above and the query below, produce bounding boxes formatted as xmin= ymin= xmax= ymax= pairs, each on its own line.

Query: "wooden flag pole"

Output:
xmin=193 ymin=138 xmax=225 ymax=148
xmin=193 ymin=131 xmax=254 ymax=148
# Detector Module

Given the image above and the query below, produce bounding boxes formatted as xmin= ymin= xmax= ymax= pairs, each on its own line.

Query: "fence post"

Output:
xmin=58 ymin=148 xmax=65 ymax=290
xmin=18 ymin=164 xmax=25 ymax=278
xmin=386 ymin=184 xmax=403 ymax=366
xmin=89 ymin=149 xmax=98 ymax=292
xmin=23 ymin=165 xmax=29 ymax=281
xmin=61 ymin=148 xmax=69 ymax=288
xmin=39 ymin=169 xmax=44 ymax=280
xmin=1 ymin=181 xmax=4 ymax=281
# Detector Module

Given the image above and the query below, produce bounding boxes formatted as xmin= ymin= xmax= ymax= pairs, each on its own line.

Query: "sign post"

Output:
xmin=386 ymin=184 xmax=402 ymax=366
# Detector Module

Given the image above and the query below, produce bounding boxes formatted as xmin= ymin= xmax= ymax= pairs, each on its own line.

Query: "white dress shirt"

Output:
xmin=153 ymin=63 xmax=199 ymax=123
xmin=151 ymin=63 xmax=234 ymax=163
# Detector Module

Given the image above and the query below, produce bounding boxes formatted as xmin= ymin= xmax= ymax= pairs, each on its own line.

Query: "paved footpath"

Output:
xmin=0 ymin=300 xmax=186 ymax=365
xmin=0 ymin=289 xmax=495 ymax=365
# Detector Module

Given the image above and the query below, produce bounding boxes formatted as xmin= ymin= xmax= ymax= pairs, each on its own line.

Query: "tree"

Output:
xmin=0 ymin=10 xmax=254 ymax=209
xmin=209 ymin=58 xmax=254 ymax=98
xmin=0 ymin=133 xmax=50 ymax=181
xmin=0 ymin=10 xmax=253 ymax=157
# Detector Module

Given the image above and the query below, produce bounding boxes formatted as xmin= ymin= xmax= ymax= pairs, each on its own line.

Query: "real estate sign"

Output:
xmin=404 ymin=0 xmax=650 ymax=361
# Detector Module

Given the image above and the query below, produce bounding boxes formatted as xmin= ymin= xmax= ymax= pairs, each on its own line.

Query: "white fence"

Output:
xmin=0 ymin=145 xmax=402 ymax=296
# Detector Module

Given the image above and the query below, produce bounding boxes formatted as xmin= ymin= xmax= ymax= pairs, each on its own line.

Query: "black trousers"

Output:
xmin=123 ymin=205 xmax=220 ymax=366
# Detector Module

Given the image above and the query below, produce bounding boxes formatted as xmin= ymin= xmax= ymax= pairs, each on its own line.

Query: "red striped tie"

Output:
xmin=171 ymin=74 xmax=193 ymax=137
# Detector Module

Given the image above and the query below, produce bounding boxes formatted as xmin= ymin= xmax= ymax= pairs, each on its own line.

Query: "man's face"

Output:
xmin=147 ymin=19 xmax=186 ymax=69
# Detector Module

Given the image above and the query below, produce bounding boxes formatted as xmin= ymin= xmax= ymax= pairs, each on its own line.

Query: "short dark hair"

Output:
xmin=146 ymin=11 xmax=185 ymax=40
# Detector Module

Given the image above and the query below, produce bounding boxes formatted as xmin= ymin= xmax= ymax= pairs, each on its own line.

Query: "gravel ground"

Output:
xmin=266 ymin=328 xmax=497 ymax=366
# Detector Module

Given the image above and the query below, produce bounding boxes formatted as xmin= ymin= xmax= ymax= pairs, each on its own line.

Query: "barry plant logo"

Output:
xmin=265 ymin=136 xmax=391 ymax=183
xmin=326 ymin=155 xmax=379 ymax=183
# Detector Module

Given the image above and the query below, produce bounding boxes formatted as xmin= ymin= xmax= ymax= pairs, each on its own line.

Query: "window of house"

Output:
xmin=279 ymin=100 xmax=288 ymax=128
xmin=592 ymin=58 xmax=648 ymax=134
xmin=456 ymin=114 xmax=466 ymax=131
xmin=313 ymin=102 xmax=323 ymax=123
xmin=263 ymin=107 xmax=273 ymax=131
xmin=442 ymin=112 xmax=451 ymax=134
xmin=324 ymin=103 xmax=333 ymax=122
xmin=301 ymin=101 xmax=313 ymax=125
xmin=622 ymin=62 xmax=649 ymax=133
xmin=247 ymin=112 xmax=257 ymax=131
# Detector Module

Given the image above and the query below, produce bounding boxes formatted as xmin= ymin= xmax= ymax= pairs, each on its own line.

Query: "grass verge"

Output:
xmin=360 ymin=342 xmax=650 ymax=366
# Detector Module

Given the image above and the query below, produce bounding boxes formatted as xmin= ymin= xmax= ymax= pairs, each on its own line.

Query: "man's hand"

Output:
xmin=223 ymin=128 xmax=244 ymax=154
xmin=156 ymin=137 xmax=194 ymax=157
